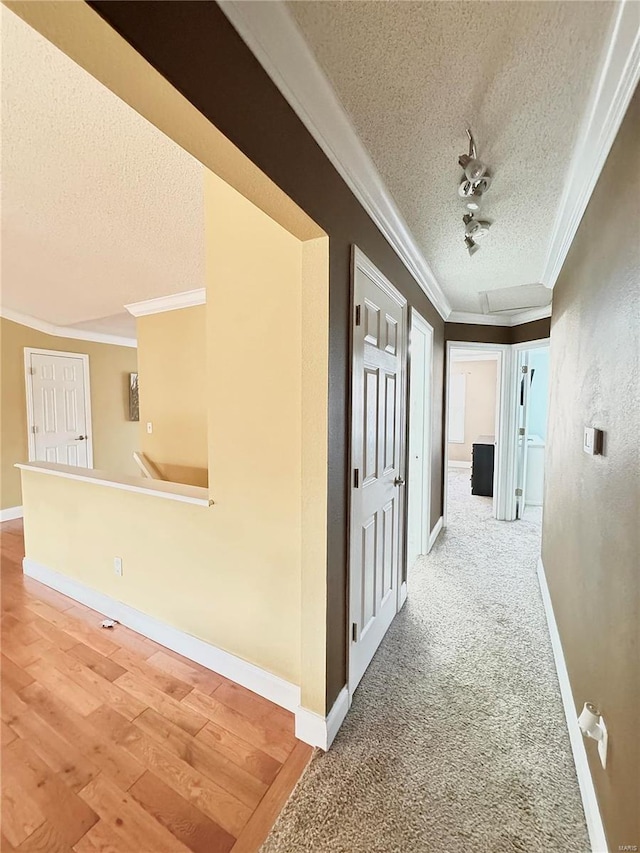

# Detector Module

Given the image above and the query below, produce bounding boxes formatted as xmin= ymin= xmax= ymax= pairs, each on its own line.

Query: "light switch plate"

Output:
xmin=146 ymin=422 xmax=153 ymax=434
xmin=583 ymin=426 xmax=602 ymax=455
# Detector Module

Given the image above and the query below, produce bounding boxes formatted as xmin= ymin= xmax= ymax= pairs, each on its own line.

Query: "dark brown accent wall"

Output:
xmin=444 ymin=323 xmax=512 ymax=345
xmin=510 ymin=318 xmax=551 ymax=344
xmin=444 ymin=317 xmax=550 ymax=345
xmin=542 ymin=89 xmax=639 ymax=849
xmin=87 ymin=0 xmax=445 ymax=709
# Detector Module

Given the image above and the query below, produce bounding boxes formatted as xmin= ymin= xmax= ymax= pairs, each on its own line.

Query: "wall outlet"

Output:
xmin=113 ymin=556 xmax=123 ymax=577
xmin=597 ymin=716 xmax=608 ymax=769
xmin=146 ymin=422 xmax=153 ymax=434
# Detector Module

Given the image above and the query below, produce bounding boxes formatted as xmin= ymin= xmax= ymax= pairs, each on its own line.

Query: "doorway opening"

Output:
xmin=444 ymin=339 xmax=551 ymax=530
xmin=444 ymin=343 xmax=508 ymax=523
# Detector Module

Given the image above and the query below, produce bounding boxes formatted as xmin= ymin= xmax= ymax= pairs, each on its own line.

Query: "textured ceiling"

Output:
xmin=0 ymin=6 xmax=205 ymax=331
xmin=288 ymin=1 xmax=616 ymax=313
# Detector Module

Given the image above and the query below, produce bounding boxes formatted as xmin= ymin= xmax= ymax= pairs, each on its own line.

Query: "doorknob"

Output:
xmin=75 ymin=435 xmax=87 ymax=441
xmin=394 ymin=476 xmax=405 ymax=487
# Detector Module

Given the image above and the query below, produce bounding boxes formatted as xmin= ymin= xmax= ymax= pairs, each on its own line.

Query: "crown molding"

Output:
xmin=125 ymin=288 xmax=206 ymax=317
xmin=0 ymin=306 xmax=137 ymax=348
xmin=448 ymin=304 xmax=552 ymax=328
xmin=217 ymin=0 xmax=451 ymax=321
xmin=219 ymin=0 xmax=636 ymax=318
xmin=542 ymin=0 xmax=640 ymax=289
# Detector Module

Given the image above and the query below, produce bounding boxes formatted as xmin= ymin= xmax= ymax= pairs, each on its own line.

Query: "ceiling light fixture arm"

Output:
xmin=457 ymin=128 xmax=493 ymax=256
xmin=458 ymin=128 xmax=479 ymax=172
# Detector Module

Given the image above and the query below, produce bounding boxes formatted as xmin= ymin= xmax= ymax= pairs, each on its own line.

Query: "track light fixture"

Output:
xmin=464 ymin=213 xmax=492 ymax=242
xmin=458 ymin=129 xmax=493 ymax=254
xmin=464 ymin=235 xmax=480 ymax=257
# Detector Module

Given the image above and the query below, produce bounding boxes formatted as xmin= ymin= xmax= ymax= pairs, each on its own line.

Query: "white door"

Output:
xmin=407 ymin=310 xmax=433 ymax=567
xmin=349 ymin=248 xmax=407 ymax=694
xmin=515 ymin=351 xmax=531 ymax=519
xmin=25 ymin=349 xmax=92 ymax=468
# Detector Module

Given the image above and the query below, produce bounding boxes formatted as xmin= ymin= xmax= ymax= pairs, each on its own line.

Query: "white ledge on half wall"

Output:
xmin=125 ymin=288 xmax=206 ymax=317
xmin=0 ymin=306 xmax=137 ymax=348
xmin=16 ymin=462 xmax=213 ymax=507
xmin=447 ymin=305 xmax=552 ymax=327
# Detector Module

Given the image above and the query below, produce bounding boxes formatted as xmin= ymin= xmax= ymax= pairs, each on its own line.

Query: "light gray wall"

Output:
xmin=542 ymin=87 xmax=639 ymax=850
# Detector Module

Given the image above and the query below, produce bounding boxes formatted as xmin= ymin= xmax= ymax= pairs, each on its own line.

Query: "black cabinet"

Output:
xmin=471 ymin=436 xmax=495 ymax=497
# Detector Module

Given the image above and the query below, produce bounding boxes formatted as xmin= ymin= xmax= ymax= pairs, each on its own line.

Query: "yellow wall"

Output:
xmin=7 ymin=0 xmax=330 ymax=712
xmin=136 ymin=305 xmax=208 ymax=487
xmin=20 ymin=176 xmax=330 ymax=711
xmin=0 ymin=317 xmax=138 ymax=510
xmin=300 ymin=236 xmax=329 ymax=713
xmin=21 ymin=470 xmax=295 ymax=681
xmin=205 ymin=171 xmax=303 ymax=690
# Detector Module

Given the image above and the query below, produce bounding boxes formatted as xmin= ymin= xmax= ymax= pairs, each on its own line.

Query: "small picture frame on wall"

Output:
xmin=129 ymin=372 xmax=139 ymax=421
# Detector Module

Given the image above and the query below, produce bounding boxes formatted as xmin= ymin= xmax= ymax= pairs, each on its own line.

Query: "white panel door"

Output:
xmin=349 ymin=249 xmax=407 ymax=694
xmin=26 ymin=350 xmax=92 ymax=468
xmin=515 ymin=351 xmax=531 ymax=519
xmin=407 ymin=311 xmax=433 ymax=568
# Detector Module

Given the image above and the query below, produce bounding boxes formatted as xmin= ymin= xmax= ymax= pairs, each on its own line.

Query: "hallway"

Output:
xmin=262 ymin=468 xmax=588 ymax=852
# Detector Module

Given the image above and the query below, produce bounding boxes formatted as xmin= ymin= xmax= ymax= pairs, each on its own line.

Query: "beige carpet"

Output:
xmin=262 ymin=469 xmax=588 ymax=852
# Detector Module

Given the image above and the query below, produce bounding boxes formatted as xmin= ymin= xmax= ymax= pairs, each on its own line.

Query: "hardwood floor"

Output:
xmin=0 ymin=520 xmax=312 ymax=852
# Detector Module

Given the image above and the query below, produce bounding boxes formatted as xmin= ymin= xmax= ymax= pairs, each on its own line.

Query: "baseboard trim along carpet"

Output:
xmin=1 ymin=505 xmax=23 ymax=522
xmin=22 ymin=557 xmax=345 ymax=749
xmin=536 ymin=557 xmax=608 ymax=853
xmin=295 ymin=687 xmax=350 ymax=751
xmin=428 ymin=516 xmax=444 ymax=552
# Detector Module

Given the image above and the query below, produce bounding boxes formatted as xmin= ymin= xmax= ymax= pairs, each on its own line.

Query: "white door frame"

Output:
xmin=24 ymin=347 xmax=94 ymax=468
xmin=407 ymin=308 xmax=434 ymax=570
xmin=510 ymin=338 xmax=551 ymax=518
xmin=348 ymin=246 xmax=408 ymax=700
xmin=444 ymin=341 xmax=513 ymax=524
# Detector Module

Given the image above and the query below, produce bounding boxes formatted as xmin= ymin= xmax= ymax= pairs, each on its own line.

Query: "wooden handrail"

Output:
xmin=132 ymin=451 xmax=164 ymax=481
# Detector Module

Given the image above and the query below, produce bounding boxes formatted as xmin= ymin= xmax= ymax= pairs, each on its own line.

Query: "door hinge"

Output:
xmin=515 ymin=488 xmax=523 ymax=497
xmin=518 ymin=427 xmax=526 ymax=436
xmin=352 ymin=622 xmax=359 ymax=642
xmin=521 ymin=365 xmax=529 ymax=374
xmin=353 ymin=468 xmax=360 ymax=489
xmin=355 ymin=304 xmax=361 ymax=326
xmin=31 ymin=425 xmax=38 ymax=434
xmin=28 ymin=366 xmax=36 ymax=375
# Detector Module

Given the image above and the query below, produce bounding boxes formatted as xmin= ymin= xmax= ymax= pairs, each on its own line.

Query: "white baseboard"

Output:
xmin=536 ymin=557 xmax=608 ymax=853
xmin=448 ymin=460 xmax=471 ymax=469
xmin=428 ymin=516 xmax=444 ymax=552
xmin=295 ymin=686 xmax=349 ymax=751
xmin=1 ymin=506 xmax=23 ymax=522
xmin=399 ymin=580 xmax=408 ymax=609
xmin=23 ymin=558 xmax=302 ymax=710
xmin=22 ymin=557 xmax=350 ymax=750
